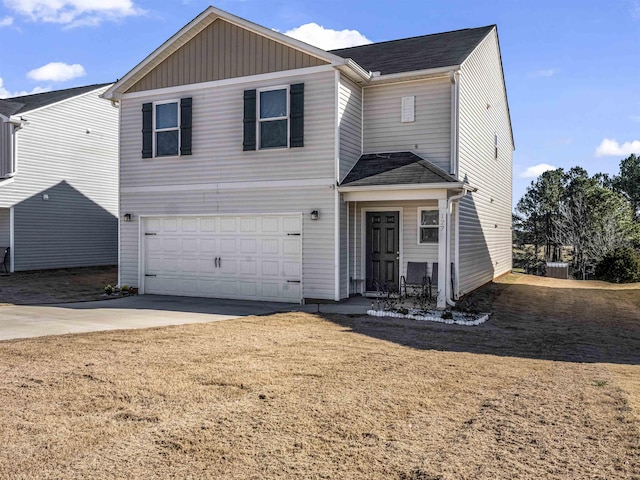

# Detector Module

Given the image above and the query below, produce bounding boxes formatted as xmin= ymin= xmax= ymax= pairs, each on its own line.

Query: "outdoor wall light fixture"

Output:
xmin=123 ymin=213 xmax=133 ymax=222
xmin=310 ymin=210 xmax=319 ymax=220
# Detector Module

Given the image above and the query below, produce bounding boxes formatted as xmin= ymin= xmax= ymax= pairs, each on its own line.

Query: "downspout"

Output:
xmin=445 ymin=189 xmax=467 ymax=307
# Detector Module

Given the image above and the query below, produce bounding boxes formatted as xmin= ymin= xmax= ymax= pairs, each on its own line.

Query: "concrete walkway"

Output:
xmin=0 ymin=295 xmax=372 ymax=341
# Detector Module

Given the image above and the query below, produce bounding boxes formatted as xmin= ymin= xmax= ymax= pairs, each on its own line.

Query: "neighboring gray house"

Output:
xmin=0 ymin=84 xmax=119 ymax=272
xmin=102 ymin=6 xmax=513 ymax=308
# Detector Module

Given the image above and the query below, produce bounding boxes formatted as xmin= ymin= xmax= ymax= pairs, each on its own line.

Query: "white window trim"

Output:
xmin=257 ymin=85 xmax=289 ymax=150
xmin=153 ymin=99 xmax=181 ymax=158
xmin=417 ymin=206 xmax=439 ymax=245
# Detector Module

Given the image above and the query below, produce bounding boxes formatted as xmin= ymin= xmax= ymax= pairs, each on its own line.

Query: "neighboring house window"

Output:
xmin=243 ymin=83 xmax=304 ymax=151
xmin=418 ymin=207 xmax=439 ymax=244
xmin=142 ymin=98 xmax=192 ymax=158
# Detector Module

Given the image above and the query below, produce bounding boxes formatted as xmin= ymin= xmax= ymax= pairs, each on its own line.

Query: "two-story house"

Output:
xmin=102 ymin=6 xmax=513 ymax=308
xmin=0 ymin=84 xmax=119 ymax=272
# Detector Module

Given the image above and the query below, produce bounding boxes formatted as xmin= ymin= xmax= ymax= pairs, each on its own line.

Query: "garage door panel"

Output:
xmin=262 ymin=239 xmax=279 ymax=254
xmin=220 ymin=239 xmax=236 ymax=253
xmin=163 ymin=218 xmax=178 ymax=232
xmin=240 ymin=239 xmax=257 ymax=254
xmin=220 ymin=218 xmax=236 ymax=232
xmin=144 ymin=214 xmax=302 ymax=302
xmin=283 ymin=239 xmax=301 ymax=255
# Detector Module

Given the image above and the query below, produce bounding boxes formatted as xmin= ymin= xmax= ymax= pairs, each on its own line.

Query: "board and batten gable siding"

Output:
xmin=362 ymin=77 xmax=451 ymax=171
xmin=126 ymin=18 xmax=329 ymax=94
xmin=119 ymin=69 xmax=338 ymax=300
xmin=457 ymin=28 xmax=513 ymax=295
xmin=338 ymin=74 xmax=362 ymax=182
xmin=0 ymin=86 xmax=119 ymax=271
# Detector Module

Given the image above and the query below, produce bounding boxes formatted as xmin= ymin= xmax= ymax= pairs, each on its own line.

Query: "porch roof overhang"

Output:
xmin=338 ymin=183 xmax=472 ymax=201
xmin=338 ymin=151 xmax=475 ymax=201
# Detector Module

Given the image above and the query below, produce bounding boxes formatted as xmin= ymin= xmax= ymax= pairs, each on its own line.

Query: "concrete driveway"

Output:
xmin=0 ymin=295 xmax=371 ymax=341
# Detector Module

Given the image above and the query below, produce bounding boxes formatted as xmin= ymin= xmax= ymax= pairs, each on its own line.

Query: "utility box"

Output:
xmin=546 ymin=262 xmax=569 ymax=279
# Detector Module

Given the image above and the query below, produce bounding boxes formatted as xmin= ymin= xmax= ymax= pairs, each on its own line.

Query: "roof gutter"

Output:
xmin=336 ymin=58 xmax=373 ymax=83
xmin=368 ymin=65 xmax=460 ymax=85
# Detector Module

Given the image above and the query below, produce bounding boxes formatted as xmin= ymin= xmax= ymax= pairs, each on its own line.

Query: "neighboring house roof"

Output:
xmin=1 ymin=83 xmax=112 ymax=115
xmin=0 ymin=100 xmax=24 ymax=118
xmin=330 ymin=25 xmax=494 ymax=75
xmin=340 ymin=152 xmax=459 ymax=187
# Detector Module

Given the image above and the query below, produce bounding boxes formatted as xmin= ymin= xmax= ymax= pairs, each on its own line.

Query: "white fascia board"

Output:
xmin=103 ymin=6 xmax=352 ymax=100
xmin=368 ymin=66 xmax=459 ymax=86
xmin=120 ymin=65 xmax=335 ymax=100
xmin=339 ymin=182 xmax=465 ymax=193
xmin=121 ymin=177 xmax=335 ymax=194
xmin=343 ymin=188 xmax=450 ymax=202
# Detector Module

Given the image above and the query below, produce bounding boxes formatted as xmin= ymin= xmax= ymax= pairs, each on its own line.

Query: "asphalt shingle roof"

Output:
xmin=330 ymin=25 xmax=494 ymax=75
xmin=0 ymin=83 xmax=112 ymax=116
xmin=340 ymin=152 xmax=459 ymax=187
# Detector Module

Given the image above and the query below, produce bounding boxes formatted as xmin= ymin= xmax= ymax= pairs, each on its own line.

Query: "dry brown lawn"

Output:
xmin=0 ymin=266 xmax=117 ymax=305
xmin=0 ymin=274 xmax=639 ymax=479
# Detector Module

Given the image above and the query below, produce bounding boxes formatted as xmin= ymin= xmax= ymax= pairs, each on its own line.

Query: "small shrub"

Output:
xmin=595 ymin=247 xmax=640 ymax=283
xmin=104 ymin=284 xmax=114 ymax=295
xmin=441 ymin=310 xmax=453 ymax=319
xmin=121 ymin=285 xmax=130 ymax=294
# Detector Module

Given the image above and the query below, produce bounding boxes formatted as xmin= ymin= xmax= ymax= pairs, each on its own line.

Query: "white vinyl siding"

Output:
xmin=338 ymin=74 xmax=362 ymax=182
xmin=119 ymin=69 xmax=338 ymax=300
xmin=457 ymin=29 xmax=513 ymax=295
xmin=362 ymin=77 xmax=451 ymax=171
xmin=0 ymin=86 xmax=119 ymax=271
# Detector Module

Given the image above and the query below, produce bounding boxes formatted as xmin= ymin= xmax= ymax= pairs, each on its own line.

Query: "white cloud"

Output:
xmin=519 ymin=163 xmax=557 ymax=178
xmin=530 ymin=69 xmax=556 ymax=78
xmin=595 ymin=138 xmax=640 ymax=157
xmin=27 ymin=62 xmax=86 ymax=82
xmin=0 ymin=16 xmax=13 ymax=26
xmin=0 ymin=77 xmax=51 ymax=99
xmin=283 ymin=23 xmax=371 ymax=50
xmin=3 ymin=0 xmax=144 ymax=27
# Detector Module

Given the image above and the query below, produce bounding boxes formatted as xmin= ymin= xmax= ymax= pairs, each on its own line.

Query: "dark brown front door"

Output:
xmin=366 ymin=211 xmax=400 ymax=292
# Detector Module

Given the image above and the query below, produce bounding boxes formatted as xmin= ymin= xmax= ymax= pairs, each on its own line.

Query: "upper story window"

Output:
xmin=155 ymin=101 xmax=179 ymax=157
xmin=259 ymin=87 xmax=288 ymax=149
xmin=243 ymin=83 xmax=304 ymax=151
xmin=141 ymin=98 xmax=192 ymax=159
xmin=418 ymin=207 xmax=439 ymax=244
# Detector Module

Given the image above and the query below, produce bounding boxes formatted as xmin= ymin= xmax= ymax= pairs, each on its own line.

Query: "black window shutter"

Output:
xmin=290 ymin=83 xmax=304 ymax=148
xmin=243 ymin=89 xmax=256 ymax=151
xmin=142 ymin=102 xmax=153 ymax=158
xmin=180 ymin=97 xmax=192 ymax=156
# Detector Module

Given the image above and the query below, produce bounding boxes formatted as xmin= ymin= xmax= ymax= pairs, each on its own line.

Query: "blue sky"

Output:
xmin=0 ymin=0 xmax=638 ymax=206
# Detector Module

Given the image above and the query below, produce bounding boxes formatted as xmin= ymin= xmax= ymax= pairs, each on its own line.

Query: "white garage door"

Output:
xmin=143 ymin=214 xmax=302 ymax=303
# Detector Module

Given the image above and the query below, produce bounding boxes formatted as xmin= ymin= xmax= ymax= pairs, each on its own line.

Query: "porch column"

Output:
xmin=437 ymin=198 xmax=447 ymax=309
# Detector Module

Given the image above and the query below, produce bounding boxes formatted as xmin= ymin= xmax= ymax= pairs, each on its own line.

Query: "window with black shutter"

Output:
xmin=243 ymin=83 xmax=303 ymax=151
xmin=142 ymin=97 xmax=192 ymax=158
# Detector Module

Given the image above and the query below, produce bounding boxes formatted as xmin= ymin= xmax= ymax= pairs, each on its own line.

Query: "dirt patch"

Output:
xmin=0 ymin=276 xmax=638 ymax=479
xmin=0 ymin=266 xmax=117 ymax=305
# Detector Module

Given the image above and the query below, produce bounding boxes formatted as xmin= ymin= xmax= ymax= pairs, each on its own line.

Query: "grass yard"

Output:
xmin=0 ymin=275 xmax=639 ymax=479
xmin=0 ymin=266 xmax=118 ymax=305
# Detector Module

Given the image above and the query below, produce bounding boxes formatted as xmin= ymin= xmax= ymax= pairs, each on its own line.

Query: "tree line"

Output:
xmin=513 ymin=154 xmax=640 ymax=282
